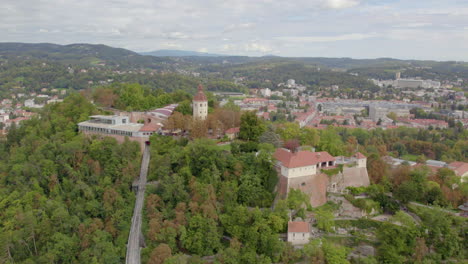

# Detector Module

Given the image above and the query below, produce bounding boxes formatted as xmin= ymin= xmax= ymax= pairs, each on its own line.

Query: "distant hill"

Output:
xmin=0 ymin=42 xmax=171 ymax=68
xmin=140 ymin=49 xmax=224 ymax=57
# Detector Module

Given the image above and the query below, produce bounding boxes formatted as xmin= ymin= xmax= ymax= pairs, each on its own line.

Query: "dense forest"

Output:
xmin=0 ymin=43 xmax=171 ymax=68
xmin=138 ymin=113 xmax=467 ymax=263
xmin=0 ymin=94 xmax=142 ymax=263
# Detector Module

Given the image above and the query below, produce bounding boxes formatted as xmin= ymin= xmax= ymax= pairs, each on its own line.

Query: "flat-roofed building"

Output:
xmin=78 ymin=115 xmax=160 ymax=150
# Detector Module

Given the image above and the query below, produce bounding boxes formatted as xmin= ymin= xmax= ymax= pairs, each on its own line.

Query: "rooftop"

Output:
xmin=355 ymin=152 xmax=367 ymax=159
xmin=288 ymin=221 xmax=310 ymax=233
xmin=193 ymin=84 xmax=207 ymax=101
xmin=89 ymin=115 xmax=122 ymax=120
xmin=78 ymin=120 xmax=143 ymax=132
xmin=225 ymin=127 xmax=240 ymax=134
xmin=449 ymin=161 xmax=468 ymax=176
xmin=274 ymin=148 xmax=335 ymax=168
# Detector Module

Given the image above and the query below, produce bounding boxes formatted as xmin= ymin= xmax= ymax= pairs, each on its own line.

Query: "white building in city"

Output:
xmin=260 ymin=88 xmax=271 ymax=97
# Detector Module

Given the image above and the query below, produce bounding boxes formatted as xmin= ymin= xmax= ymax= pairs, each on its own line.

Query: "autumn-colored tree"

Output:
xmin=164 ymin=111 xmax=189 ymax=131
xmin=148 ymin=244 xmax=172 ymax=264
xmin=413 ymin=237 xmax=428 ymax=262
xmin=206 ymin=114 xmax=224 ymax=137
xmin=189 ymin=119 xmax=208 ymax=139
xmin=391 ymin=165 xmax=411 ymax=186
xmin=367 ymin=154 xmax=388 ymax=183
xmin=93 ymin=88 xmax=118 ymax=107
xmin=284 ymin=139 xmax=300 ymax=153
xmin=215 ymin=108 xmax=241 ymax=130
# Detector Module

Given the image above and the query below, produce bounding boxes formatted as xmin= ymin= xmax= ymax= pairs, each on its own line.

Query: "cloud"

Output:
xmin=276 ymin=33 xmax=377 ymax=43
xmin=223 ymin=23 xmax=255 ymax=33
xmin=0 ymin=0 xmax=468 ymax=60
xmin=244 ymin=43 xmax=273 ymax=53
xmin=322 ymin=0 xmax=360 ymax=9
xmin=222 ymin=42 xmax=274 ymax=54
xmin=161 ymin=42 xmax=182 ymax=49
xmin=163 ymin=31 xmax=189 ymax=40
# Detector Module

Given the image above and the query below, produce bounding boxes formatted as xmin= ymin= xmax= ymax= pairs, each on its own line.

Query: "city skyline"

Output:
xmin=2 ymin=0 xmax=468 ymax=61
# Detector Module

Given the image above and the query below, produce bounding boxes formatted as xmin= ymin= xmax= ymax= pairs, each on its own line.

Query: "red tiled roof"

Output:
xmin=225 ymin=127 xmax=240 ymax=134
xmin=288 ymin=221 xmax=310 ymax=233
xmin=193 ymin=84 xmax=207 ymax=101
xmin=139 ymin=122 xmax=161 ymax=132
xmin=449 ymin=161 xmax=468 ymax=176
xmin=355 ymin=152 xmax=366 ymax=159
xmin=274 ymin=148 xmax=335 ymax=168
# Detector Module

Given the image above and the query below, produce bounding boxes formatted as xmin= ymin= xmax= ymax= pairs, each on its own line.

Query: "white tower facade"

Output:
xmin=355 ymin=152 xmax=367 ymax=168
xmin=193 ymin=84 xmax=208 ymax=120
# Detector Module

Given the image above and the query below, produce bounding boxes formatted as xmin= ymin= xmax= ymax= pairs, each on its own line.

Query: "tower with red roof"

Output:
xmin=193 ymin=84 xmax=208 ymax=120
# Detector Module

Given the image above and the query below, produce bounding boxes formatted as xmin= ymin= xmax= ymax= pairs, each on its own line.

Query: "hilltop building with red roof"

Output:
xmin=274 ymin=148 xmax=336 ymax=206
xmin=193 ymin=84 xmax=208 ymax=120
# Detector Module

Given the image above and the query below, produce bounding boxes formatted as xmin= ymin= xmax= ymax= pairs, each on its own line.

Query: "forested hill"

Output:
xmin=0 ymin=43 xmax=171 ymax=68
xmin=140 ymin=49 xmax=223 ymax=57
xmin=0 ymin=94 xmax=142 ymax=263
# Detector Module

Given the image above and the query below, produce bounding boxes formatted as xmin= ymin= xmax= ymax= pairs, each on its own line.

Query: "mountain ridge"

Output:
xmin=139 ymin=49 xmax=225 ymax=57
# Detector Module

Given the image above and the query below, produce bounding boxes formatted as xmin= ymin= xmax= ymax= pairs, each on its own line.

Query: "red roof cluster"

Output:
xmin=193 ymin=84 xmax=207 ymax=101
xmin=139 ymin=122 xmax=161 ymax=132
xmin=274 ymin=148 xmax=335 ymax=168
xmin=288 ymin=221 xmax=310 ymax=233
xmin=400 ymin=118 xmax=448 ymax=127
xmin=243 ymin=98 xmax=268 ymax=103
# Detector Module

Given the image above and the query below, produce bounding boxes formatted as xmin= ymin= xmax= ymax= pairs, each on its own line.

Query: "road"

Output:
xmin=126 ymin=145 xmax=150 ymax=264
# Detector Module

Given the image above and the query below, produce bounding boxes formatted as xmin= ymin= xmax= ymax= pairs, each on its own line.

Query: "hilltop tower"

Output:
xmin=193 ymin=84 xmax=208 ymax=120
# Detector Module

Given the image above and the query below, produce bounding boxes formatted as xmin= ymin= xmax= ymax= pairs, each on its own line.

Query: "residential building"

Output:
xmin=287 ymin=221 xmax=310 ymax=245
xmin=225 ymin=127 xmax=240 ymax=140
xmin=260 ymin=88 xmax=271 ymax=97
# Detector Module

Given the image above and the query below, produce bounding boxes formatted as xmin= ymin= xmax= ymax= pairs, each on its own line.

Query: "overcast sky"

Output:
xmin=2 ymin=0 xmax=468 ymax=61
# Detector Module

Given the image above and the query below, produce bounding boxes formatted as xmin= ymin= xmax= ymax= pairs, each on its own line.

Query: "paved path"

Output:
xmin=409 ymin=202 xmax=459 ymax=216
xmin=126 ymin=145 xmax=150 ymax=264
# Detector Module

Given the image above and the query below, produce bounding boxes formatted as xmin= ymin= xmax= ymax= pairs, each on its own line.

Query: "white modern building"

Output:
xmin=78 ymin=115 xmax=160 ymax=150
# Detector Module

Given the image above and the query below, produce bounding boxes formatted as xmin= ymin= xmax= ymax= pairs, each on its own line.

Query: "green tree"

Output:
xmin=315 ymin=209 xmax=335 ymax=232
xmin=318 ymin=127 xmax=344 ymax=156
xmin=239 ymin=111 xmax=266 ymax=141
xmin=181 ymin=214 xmax=221 ymax=256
